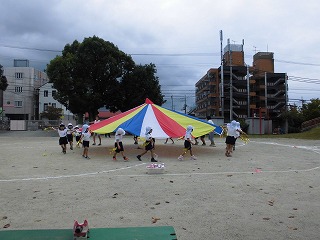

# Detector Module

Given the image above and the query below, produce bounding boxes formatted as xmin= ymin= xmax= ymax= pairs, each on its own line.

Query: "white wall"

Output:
xmin=38 ymin=83 xmax=75 ymax=124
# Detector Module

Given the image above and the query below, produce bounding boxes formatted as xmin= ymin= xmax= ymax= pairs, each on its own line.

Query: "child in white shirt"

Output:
xmin=178 ymin=125 xmax=197 ymax=160
xmin=136 ymin=126 xmax=157 ymax=162
xmin=57 ymin=123 xmax=68 ymax=154
xmin=113 ymin=128 xmax=128 ymax=161
xmin=80 ymin=124 xmax=91 ymax=159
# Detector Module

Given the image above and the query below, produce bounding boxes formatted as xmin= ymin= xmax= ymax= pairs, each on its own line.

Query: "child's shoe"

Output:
xmin=136 ymin=155 xmax=142 ymax=161
xmin=123 ymin=156 xmax=129 ymax=161
xmin=190 ymin=155 xmax=197 ymax=160
xmin=178 ymin=155 xmax=184 ymax=161
xmin=151 ymin=158 xmax=157 ymax=162
xmin=113 ymin=156 xmax=117 ymax=161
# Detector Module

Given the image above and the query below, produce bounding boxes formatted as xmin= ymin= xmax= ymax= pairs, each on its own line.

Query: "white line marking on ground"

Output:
xmin=0 ymin=163 xmax=146 ymax=182
xmin=1 ymin=140 xmax=319 ymax=182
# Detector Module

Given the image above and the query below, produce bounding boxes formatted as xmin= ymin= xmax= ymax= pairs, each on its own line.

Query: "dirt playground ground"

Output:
xmin=0 ymin=131 xmax=319 ymax=240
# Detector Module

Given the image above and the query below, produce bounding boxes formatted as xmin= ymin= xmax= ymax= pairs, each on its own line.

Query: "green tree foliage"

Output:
xmin=118 ymin=63 xmax=165 ymax=112
xmin=281 ymin=105 xmax=305 ymax=133
xmin=46 ymin=36 xmax=136 ymax=120
xmin=0 ymin=65 xmax=8 ymax=91
xmin=281 ymin=99 xmax=320 ymax=133
xmin=301 ymin=98 xmax=320 ymax=120
xmin=41 ymin=106 xmax=63 ymax=120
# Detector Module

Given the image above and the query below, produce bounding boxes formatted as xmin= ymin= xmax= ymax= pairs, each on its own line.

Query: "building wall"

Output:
xmin=252 ymin=52 xmax=274 ymax=73
xmin=39 ymin=83 xmax=75 ymax=123
xmin=250 ymin=72 xmax=286 ymax=119
xmin=3 ymin=66 xmax=48 ymax=120
xmin=224 ymin=51 xmax=245 ymax=66
xmin=223 ymin=44 xmax=245 ymax=66
xmin=195 ymin=47 xmax=287 ymax=126
xmin=195 ymin=69 xmax=219 ymax=118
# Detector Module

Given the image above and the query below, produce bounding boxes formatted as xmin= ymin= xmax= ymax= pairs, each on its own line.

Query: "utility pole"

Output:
xmin=264 ymin=72 xmax=268 ymax=120
xmin=300 ymin=98 xmax=307 ymax=106
xmin=220 ymin=30 xmax=224 ymax=121
xmin=228 ymin=39 xmax=233 ymax=121
xmin=171 ymin=95 xmax=173 ymax=110
xmin=285 ymin=73 xmax=288 ymax=133
xmin=246 ymin=64 xmax=250 ymax=118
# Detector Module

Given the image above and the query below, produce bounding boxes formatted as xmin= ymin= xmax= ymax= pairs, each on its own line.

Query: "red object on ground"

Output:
xmin=73 ymin=219 xmax=89 ymax=237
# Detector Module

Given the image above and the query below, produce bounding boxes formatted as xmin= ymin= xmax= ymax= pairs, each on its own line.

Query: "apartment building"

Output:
xmin=195 ymin=44 xmax=287 ymax=128
xmin=3 ymin=60 xmax=49 ymax=120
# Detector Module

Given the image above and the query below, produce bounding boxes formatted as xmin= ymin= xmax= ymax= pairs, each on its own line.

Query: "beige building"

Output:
xmin=3 ymin=60 xmax=48 ymax=120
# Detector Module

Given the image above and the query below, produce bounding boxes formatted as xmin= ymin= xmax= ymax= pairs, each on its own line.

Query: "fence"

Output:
xmin=301 ymin=117 xmax=320 ymax=132
xmin=8 ymin=120 xmax=62 ymax=131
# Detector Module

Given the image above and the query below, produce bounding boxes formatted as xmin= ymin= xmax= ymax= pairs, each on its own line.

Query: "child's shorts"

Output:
xmin=184 ymin=140 xmax=192 ymax=150
xmin=75 ymin=136 xmax=81 ymax=142
xmin=67 ymin=134 xmax=73 ymax=142
xmin=114 ymin=142 xmax=124 ymax=152
xmin=145 ymin=141 xmax=153 ymax=151
xmin=59 ymin=136 xmax=68 ymax=145
xmin=225 ymin=136 xmax=236 ymax=145
xmin=83 ymin=141 xmax=90 ymax=148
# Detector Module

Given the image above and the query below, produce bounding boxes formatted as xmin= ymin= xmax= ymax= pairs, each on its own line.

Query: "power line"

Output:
xmin=0 ymin=44 xmax=61 ymax=53
xmin=275 ymin=59 xmax=320 ymax=67
xmin=2 ymin=44 xmax=320 ymax=68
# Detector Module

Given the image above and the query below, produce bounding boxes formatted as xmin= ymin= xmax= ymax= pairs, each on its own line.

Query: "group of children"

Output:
xmin=57 ymin=122 xmax=91 ymax=159
xmin=57 ymin=120 xmax=245 ymax=161
xmin=57 ymin=122 xmax=129 ymax=161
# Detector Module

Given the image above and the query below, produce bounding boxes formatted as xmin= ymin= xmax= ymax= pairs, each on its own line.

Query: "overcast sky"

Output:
xmin=1 ymin=0 xmax=319 ymax=111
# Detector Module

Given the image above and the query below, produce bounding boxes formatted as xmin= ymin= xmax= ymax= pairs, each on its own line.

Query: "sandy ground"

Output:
xmin=0 ymin=130 xmax=320 ymax=240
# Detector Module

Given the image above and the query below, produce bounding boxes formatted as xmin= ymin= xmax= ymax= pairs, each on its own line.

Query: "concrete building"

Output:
xmin=195 ymin=43 xmax=287 ymax=132
xmin=3 ymin=60 xmax=49 ymax=120
xmin=38 ymin=82 xmax=75 ymax=123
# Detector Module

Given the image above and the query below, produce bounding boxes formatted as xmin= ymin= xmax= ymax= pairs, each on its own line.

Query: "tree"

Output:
xmin=41 ymin=106 xmax=63 ymax=120
xmin=280 ymin=104 xmax=305 ymax=133
xmin=116 ymin=63 xmax=165 ymax=112
xmin=0 ymin=64 xmax=8 ymax=112
xmin=0 ymin=64 xmax=8 ymax=91
xmin=280 ymin=99 xmax=320 ymax=133
xmin=301 ymin=98 xmax=320 ymax=121
xmin=46 ymin=36 xmax=135 ymax=121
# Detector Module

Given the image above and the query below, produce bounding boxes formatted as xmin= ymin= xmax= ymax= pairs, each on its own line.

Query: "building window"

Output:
xmin=44 ymin=90 xmax=48 ymax=97
xmin=14 ymin=101 xmax=23 ymax=108
xmin=44 ymin=103 xmax=48 ymax=111
xmin=52 ymin=103 xmax=56 ymax=108
xmin=15 ymin=86 xmax=23 ymax=92
xmin=52 ymin=90 xmax=57 ymax=97
xmin=15 ymin=72 xmax=23 ymax=79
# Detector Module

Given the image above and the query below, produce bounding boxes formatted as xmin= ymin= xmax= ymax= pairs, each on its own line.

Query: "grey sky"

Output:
xmin=1 ymin=0 xmax=319 ymax=111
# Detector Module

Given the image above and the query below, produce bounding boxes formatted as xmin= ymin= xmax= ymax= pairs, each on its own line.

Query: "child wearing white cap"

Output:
xmin=178 ymin=125 xmax=197 ymax=160
xmin=137 ymin=126 xmax=157 ymax=162
xmin=113 ymin=128 xmax=129 ymax=161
